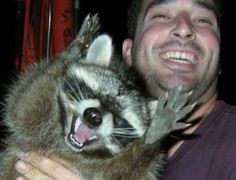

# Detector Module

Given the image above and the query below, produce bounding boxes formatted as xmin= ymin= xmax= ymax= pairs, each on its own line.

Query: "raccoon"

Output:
xmin=0 ymin=14 xmax=194 ymax=180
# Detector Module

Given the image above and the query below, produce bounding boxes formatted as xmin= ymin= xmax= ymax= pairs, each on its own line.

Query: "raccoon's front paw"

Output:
xmin=156 ymin=86 xmax=196 ymax=130
xmin=145 ymin=86 xmax=196 ymax=145
xmin=76 ymin=14 xmax=100 ymax=47
xmin=59 ymin=14 xmax=101 ymax=62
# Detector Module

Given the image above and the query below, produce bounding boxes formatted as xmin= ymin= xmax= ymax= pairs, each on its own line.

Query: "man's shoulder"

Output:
xmin=224 ymin=102 xmax=236 ymax=114
xmin=216 ymin=100 xmax=236 ymax=115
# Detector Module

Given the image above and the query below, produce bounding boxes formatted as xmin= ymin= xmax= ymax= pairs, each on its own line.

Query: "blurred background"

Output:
xmin=0 ymin=0 xmax=235 ymax=144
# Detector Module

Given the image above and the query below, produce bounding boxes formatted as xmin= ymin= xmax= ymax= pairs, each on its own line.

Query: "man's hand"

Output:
xmin=15 ymin=153 xmax=82 ymax=180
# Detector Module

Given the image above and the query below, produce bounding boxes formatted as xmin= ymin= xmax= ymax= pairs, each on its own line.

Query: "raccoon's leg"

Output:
xmin=144 ymin=86 xmax=196 ymax=145
xmin=58 ymin=13 xmax=101 ymax=61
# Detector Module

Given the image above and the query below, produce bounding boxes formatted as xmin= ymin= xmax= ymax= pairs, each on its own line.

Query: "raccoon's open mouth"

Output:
xmin=68 ymin=115 xmax=98 ymax=149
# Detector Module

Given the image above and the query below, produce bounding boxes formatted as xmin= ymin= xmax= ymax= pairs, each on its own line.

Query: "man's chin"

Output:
xmin=147 ymin=81 xmax=194 ymax=97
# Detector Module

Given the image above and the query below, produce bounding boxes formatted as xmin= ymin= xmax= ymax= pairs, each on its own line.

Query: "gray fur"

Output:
xmin=0 ymin=15 xmax=194 ymax=180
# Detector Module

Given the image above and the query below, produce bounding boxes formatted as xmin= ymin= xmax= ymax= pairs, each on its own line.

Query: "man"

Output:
xmin=15 ymin=0 xmax=236 ymax=179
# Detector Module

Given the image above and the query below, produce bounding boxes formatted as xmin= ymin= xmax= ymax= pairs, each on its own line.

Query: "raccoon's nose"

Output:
xmin=83 ymin=107 xmax=103 ymax=127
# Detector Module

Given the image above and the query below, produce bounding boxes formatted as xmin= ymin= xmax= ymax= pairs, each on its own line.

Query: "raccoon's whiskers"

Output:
xmin=72 ymin=76 xmax=86 ymax=100
xmin=65 ymin=78 xmax=83 ymax=101
xmin=112 ymin=128 xmax=139 ymax=138
xmin=110 ymin=134 xmax=124 ymax=148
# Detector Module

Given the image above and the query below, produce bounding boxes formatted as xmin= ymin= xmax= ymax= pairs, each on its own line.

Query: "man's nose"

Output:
xmin=170 ymin=15 xmax=195 ymax=40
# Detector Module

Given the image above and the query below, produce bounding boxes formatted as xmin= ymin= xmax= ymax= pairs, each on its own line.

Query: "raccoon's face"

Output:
xmin=59 ymin=35 xmax=148 ymax=155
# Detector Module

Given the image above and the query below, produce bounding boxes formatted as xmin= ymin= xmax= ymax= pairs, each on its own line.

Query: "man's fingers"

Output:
xmin=16 ymin=153 xmax=82 ymax=180
xmin=15 ymin=160 xmax=53 ymax=180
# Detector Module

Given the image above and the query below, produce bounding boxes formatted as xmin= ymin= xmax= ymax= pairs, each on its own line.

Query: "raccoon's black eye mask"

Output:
xmin=68 ymin=108 xmax=101 ymax=149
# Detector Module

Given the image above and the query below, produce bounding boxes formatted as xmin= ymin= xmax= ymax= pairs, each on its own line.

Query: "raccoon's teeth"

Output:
xmin=88 ymin=135 xmax=98 ymax=141
xmin=74 ymin=118 xmax=81 ymax=132
xmin=70 ymin=134 xmax=84 ymax=147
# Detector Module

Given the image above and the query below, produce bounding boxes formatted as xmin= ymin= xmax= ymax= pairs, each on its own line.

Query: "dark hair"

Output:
xmin=127 ymin=0 xmax=222 ymax=39
xmin=127 ymin=0 xmax=143 ymax=39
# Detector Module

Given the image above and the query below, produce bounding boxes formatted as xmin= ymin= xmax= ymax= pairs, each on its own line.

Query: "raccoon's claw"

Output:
xmin=144 ymin=86 xmax=196 ymax=145
xmin=156 ymin=86 xmax=196 ymax=130
xmin=157 ymin=86 xmax=195 ymax=121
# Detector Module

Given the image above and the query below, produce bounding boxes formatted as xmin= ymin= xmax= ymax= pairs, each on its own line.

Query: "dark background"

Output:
xmin=0 ymin=0 xmax=235 ymax=138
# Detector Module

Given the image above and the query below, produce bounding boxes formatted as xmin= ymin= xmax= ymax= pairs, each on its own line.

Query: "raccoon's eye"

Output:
xmin=83 ymin=108 xmax=103 ymax=127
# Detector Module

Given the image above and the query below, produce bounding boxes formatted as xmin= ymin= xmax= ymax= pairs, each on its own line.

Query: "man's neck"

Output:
xmin=187 ymin=93 xmax=218 ymax=123
xmin=168 ymin=94 xmax=218 ymax=158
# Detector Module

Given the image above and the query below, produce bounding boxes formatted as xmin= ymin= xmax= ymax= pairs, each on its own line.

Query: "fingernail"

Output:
xmin=15 ymin=160 xmax=27 ymax=173
xmin=191 ymin=102 xmax=197 ymax=108
xmin=178 ymin=85 xmax=183 ymax=90
xmin=16 ymin=176 xmax=25 ymax=180
xmin=188 ymin=91 xmax=193 ymax=96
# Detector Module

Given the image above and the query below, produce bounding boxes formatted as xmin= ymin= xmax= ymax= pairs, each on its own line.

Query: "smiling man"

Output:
xmin=123 ymin=0 xmax=220 ymax=103
xmin=15 ymin=0 xmax=236 ymax=179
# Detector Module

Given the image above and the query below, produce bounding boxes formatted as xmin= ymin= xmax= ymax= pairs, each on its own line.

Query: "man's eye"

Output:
xmin=151 ymin=14 xmax=171 ymax=22
xmin=152 ymin=14 xmax=170 ymax=19
xmin=195 ymin=18 xmax=212 ymax=25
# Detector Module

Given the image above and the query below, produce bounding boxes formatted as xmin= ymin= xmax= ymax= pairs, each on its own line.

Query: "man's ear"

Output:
xmin=122 ymin=39 xmax=133 ymax=67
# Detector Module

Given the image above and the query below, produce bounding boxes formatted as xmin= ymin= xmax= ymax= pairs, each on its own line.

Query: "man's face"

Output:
xmin=123 ymin=0 xmax=220 ymax=101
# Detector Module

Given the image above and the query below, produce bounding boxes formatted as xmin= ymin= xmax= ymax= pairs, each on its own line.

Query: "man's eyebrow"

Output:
xmin=144 ymin=0 xmax=170 ymax=17
xmin=144 ymin=0 xmax=219 ymax=18
xmin=195 ymin=1 xmax=218 ymax=16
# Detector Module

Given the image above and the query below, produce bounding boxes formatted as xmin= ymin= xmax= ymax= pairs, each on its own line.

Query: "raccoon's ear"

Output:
xmin=86 ymin=34 xmax=113 ymax=67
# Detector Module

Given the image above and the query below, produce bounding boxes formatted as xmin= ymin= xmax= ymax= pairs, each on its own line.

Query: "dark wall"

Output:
xmin=78 ymin=0 xmax=131 ymax=51
xmin=0 ymin=2 xmax=18 ymax=102
xmin=0 ymin=1 xmax=18 ymax=145
xmin=218 ymin=2 xmax=236 ymax=105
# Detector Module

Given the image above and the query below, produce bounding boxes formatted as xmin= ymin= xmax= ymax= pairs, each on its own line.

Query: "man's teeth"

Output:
xmin=161 ymin=52 xmax=197 ymax=64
